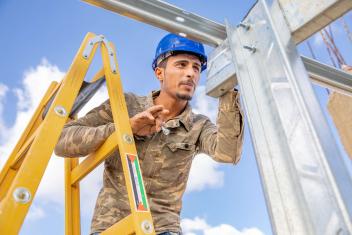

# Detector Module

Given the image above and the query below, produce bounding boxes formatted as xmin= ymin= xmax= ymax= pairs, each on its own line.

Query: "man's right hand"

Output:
xmin=129 ymin=105 xmax=169 ymax=136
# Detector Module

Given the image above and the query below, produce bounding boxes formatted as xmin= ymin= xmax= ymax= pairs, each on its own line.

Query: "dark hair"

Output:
xmin=156 ymin=57 xmax=168 ymax=69
xmin=156 ymin=51 xmax=203 ymax=70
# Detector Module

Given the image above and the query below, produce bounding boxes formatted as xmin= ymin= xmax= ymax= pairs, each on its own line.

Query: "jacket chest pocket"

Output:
xmin=166 ymin=142 xmax=195 ymax=152
xmin=158 ymin=142 xmax=195 ymax=184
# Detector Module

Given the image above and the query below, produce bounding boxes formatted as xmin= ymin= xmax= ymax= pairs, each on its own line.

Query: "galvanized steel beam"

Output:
xmin=302 ymin=56 xmax=352 ymax=96
xmin=227 ymin=1 xmax=352 ymax=234
xmin=206 ymin=48 xmax=352 ymax=98
xmin=82 ymin=0 xmax=352 ymax=45
xmin=278 ymin=0 xmax=352 ymax=43
xmin=82 ymin=0 xmax=226 ymax=47
xmin=82 ymin=0 xmax=352 ymax=97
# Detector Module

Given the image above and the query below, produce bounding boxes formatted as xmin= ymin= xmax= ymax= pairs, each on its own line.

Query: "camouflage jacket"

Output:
xmin=54 ymin=90 xmax=244 ymax=234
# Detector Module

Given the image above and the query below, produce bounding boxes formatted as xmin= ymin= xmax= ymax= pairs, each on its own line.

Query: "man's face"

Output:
xmin=156 ymin=53 xmax=201 ymax=101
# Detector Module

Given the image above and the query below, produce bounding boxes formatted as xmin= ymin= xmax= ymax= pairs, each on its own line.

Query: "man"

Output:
xmin=55 ymin=33 xmax=244 ymax=235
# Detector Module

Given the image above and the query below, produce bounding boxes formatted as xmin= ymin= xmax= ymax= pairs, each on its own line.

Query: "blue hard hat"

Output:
xmin=152 ymin=33 xmax=207 ymax=72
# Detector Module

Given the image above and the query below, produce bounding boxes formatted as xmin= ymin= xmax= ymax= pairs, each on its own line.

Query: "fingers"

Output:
xmin=148 ymin=105 xmax=165 ymax=115
xmin=160 ymin=108 xmax=170 ymax=117
xmin=148 ymin=105 xmax=169 ymax=117
xmin=149 ymin=124 xmax=158 ymax=134
xmin=146 ymin=105 xmax=169 ymax=131
xmin=140 ymin=111 xmax=155 ymax=123
xmin=130 ymin=105 xmax=170 ymax=136
xmin=154 ymin=107 xmax=169 ymax=132
xmin=155 ymin=118 xmax=164 ymax=132
xmin=153 ymin=107 xmax=169 ymax=121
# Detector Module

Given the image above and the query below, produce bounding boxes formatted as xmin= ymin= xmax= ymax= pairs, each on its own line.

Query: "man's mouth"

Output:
xmin=179 ymin=81 xmax=194 ymax=89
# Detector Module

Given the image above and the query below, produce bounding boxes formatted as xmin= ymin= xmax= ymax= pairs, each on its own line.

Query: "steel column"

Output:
xmin=226 ymin=0 xmax=352 ymax=234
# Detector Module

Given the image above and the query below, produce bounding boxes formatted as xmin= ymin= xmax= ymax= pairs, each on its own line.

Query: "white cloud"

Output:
xmin=205 ymin=225 xmax=265 ymax=235
xmin=193 ymin=85 xmax=218 ymax=123
xmin=182 ymin=217 xmax=209 ymax=231
xmin=0 ymin=59 xmax=65 ymax=161
xmin=0 ymin=60 xmax=67 ymax=207
xmin=0 ymin=59 xmax=107 ymax=222
xmin=0 ymin=59 xmax=67 ymax=214
xmin=15 ymin=58 xmax=64 ymax=111
xmin=181 ymin=217 xmax=265 ymax=235
xmin=0 ymin=83 xmax=9 ymax=141
xmin=186 ymin=154 xmax=224 ymax=193
xmin=27 ymin=204 xmax=46 ymax=221
xmin=0 ymin=84 xmax=8 ymax=96
xmin=312 ymin=33 xmax=323 ymax=47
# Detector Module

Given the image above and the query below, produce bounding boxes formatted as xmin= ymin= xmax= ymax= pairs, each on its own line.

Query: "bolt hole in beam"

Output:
xmin=175 ymin=16 xmax=185 ymax=22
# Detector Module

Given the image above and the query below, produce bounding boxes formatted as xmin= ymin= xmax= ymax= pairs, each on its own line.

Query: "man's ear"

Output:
xmin=154 ymin=67 xmax=164 ymax=82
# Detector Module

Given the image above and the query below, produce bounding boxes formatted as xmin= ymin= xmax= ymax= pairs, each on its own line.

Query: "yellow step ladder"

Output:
xmin=0 ymin=32 xmax=155 ymax=235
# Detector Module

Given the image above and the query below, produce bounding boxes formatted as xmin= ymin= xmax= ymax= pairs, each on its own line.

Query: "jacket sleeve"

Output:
xmin=54 ymin=99 xmax=115 ymax=157
xmin=197 ymin=90 xmax=244 ymax=164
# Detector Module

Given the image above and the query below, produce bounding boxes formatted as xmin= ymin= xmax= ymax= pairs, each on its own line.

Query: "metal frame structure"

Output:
xmin=80 ymin=0 xmax=352 ymax=234
xmin=83 ymin=0 xmax=352 ymax=97
xmin=227 ymin=2 xmax=352 ymax=234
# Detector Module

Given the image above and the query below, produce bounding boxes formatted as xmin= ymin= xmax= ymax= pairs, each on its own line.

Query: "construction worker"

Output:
xmin=54 ymin=33 xmax=244 ymax=235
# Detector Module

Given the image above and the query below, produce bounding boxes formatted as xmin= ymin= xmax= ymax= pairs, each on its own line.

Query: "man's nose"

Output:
xmin=185 ymin=65 xmax=195 ymax=78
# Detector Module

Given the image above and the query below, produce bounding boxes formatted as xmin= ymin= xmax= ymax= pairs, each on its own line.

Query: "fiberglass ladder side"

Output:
xmin=0 ymin=32 xmax=155 ymax=235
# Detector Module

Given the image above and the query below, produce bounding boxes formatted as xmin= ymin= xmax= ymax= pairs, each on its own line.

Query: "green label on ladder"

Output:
xmin=126 ymin=153 xmax=148 ymax=211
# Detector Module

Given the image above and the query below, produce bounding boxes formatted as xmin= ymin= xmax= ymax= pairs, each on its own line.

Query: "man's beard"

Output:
xmin=176 ymin=92 xmax=192 ymax=101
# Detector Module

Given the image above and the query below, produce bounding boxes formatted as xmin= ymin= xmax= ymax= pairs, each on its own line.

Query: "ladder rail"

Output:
xmin=0 ymin=82 xmax=58 ymax=201
xmin=65 ymin=158 xmax=81 ymax=235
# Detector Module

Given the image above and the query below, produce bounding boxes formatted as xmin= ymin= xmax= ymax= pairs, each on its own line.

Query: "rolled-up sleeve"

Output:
xmin=197 ymin=90 xmax=244 ymax=164
xmin=54 ymin=99 xmax=115 ymax=157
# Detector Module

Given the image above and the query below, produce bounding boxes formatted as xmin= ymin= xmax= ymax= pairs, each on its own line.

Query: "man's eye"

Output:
xmin=178 ymin=62 xmax=186 ymax=67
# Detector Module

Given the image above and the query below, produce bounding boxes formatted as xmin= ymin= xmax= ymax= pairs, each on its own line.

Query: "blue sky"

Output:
xmin=0 ymin=1 xmax=351 ymax=235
